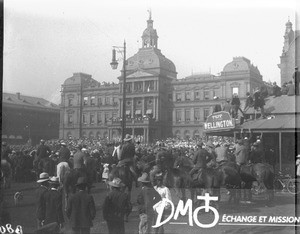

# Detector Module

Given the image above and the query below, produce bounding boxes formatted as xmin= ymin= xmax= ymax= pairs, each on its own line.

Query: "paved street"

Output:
xmin=2 ymin=181 xmax=300 ymax=234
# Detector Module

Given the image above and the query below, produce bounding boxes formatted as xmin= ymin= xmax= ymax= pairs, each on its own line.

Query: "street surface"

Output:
xmin=2 ymin=181 xmax=300 ymax=234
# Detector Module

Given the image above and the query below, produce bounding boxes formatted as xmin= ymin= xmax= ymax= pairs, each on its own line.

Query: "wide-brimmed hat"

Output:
xmin=76 ymin=177 xmax=87 ymax=186
xmin=123 ymin=134 xmax=133 ymax=142
xmin=37 ymin=172 xmax=50 ymax=183
xmin=60 ymin=142 xmax=66 ymax=146
xmin=49 ymin=176 xmax=60 ymax=184
xmin=108 ymin=178 xmax=125 ymax=188
xmin=138 ymin=173 xmax=151 ymax=183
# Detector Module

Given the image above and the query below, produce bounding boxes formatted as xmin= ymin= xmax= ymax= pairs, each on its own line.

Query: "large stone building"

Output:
xmin=59 ymin=14 xmax=266 ymax=142
xmin=278 ymin=19 xmax=300 ymax=85
xmin=2 ymin=92 xmax=60 ymax=145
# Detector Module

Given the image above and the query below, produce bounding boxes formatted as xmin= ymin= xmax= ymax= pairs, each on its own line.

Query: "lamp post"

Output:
xmin=110 ymin=40 xmax=127 ymax=141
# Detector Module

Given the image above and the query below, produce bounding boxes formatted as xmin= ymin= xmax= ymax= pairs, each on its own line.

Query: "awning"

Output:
xmin=135 ymin=110 xmax=142 ymax=115
xmin=237 ymin=114 xmax=300 ymax=131
xmin=126 ymin=110 xmax=131 ymax=115
xmin=146 ymin=109 xmax=153 ymax=114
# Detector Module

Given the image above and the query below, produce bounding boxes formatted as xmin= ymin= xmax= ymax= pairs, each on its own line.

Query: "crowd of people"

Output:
xmin=1 ymin=130 xmax=280 ymax=233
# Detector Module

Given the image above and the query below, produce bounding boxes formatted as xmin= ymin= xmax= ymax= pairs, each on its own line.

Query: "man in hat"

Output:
xmin=253 ymin=87 xmax=266 ymax=119
xmin=35 ymin=140 xmax=51 ymax=172
xmin=234 ymin=139 xmax=248 ymax=168
xmin=244 ymin=92 xmax=254 ymax=112
xmin=73 ymin=144 xmax=85 ymax=172
xmin=248 ymin=142 xmax=263 ymax=164
xmin=213 ymin=96 xmax=222 ymax=113
xmin=222 ymin=99 xmax=232 ymax=113
xmin=137 ymin=173 xmax=161 ymax=234
xmin=37 ymin=139 xmax=51 ymax=160
xmin=119 ymin=134 xmax=137 ymax=182
xmin=66 ymin=177 xmax=96 ymax=234
xmin=189 ymin=142 xmax=212 ymax=182
xmin=41 ymin=177 xmax=64 ymax=228
xmin=215 ymin=142 xmax=229 ymax=164
xmin=36 ymin=172 xmax=50 ymax=229
xmin=58 ymin=141 xmax=71 ymax=163
xmin=103 ymin=178 xmax=131 ymax=234
xmin=231 ymin=93 xmax=241 ymax=118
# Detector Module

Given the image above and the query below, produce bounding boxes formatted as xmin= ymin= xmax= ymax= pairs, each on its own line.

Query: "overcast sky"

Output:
xmin=3 ymin=0 xmax=298 ymax=104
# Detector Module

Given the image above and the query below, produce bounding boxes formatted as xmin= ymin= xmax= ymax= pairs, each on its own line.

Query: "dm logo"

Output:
xmin=153 ymin=193 xmax=220 ymax=228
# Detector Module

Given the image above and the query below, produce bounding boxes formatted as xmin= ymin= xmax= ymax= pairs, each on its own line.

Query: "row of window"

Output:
xmin=125 ymin=80 xmax=155 ymax=93
xmin=68 ymin=96 xmax=119 ymax=107
xmin=67 ymin=112 xmax=118 ymax=125
xmin=175 ymin=108 xmax=211 ymax=122
xmin=170 ymin=87 xmax=239 ymax=102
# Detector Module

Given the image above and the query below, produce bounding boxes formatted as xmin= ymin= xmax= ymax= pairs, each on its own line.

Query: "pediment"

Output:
xmin=127 ymin=70 xmax=155 ymax=78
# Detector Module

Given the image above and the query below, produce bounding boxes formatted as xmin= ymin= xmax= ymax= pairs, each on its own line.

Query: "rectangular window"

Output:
xmin=68 ymin=114 xmax=73 ymax=124
xmin=97 ymin=113 xmax=102 ymax=124
xmin=113 ymin=97 xmax=118 ymax=106
xmin=90 ymin=114 xmax=95 ymax=124
xmin=194 ymin=108 xmax=200 ymax=121
xmin=112 ymin=112 xmax=117 ymax=120
xmin=195 ymin=91 xmax=200 ymax=100
xmin=185 ymin=92 xmax=191 ymax=101
xmin=145 ymin=81 xmax=154 ymax=91
xmin=105 ymin=97 xmax=110 ymax=105
xmin=83 ymin=97 xmax=88 ymax=106
xmin=105 ymin=113 xmax=109 ymax=123
xmin=98 ymin=97 xmax=102 ymax=106
xmin=185 ymin=109 xmax=191 ymax=122
xmin=176 ymin=93 xmax=182 ymax=102
xmin=204 ymin=108 xmax=210 ymax=121
xmin=90 ymin=96 xmax=96 ymax=106
xmin=68 ymin=99 xmax=73 ymax=106
xmin=134 ymin=81 xmax=143 ymax=92
xmin=126 ymin=83 xmax=132 ymax=93
xmin=204 ymin=90 xmax=210 ymax=100
xmin=176 ymin=110 xmax=182 ymax=122
xmin=232 ymin=87 xmax=239 ymax=96
xmin=82 ymin=113 xmax=87 ymax=124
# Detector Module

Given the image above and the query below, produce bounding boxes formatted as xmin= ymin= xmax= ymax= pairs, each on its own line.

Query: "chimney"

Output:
xmin=16 ymin=92 xmax=21 ymax=99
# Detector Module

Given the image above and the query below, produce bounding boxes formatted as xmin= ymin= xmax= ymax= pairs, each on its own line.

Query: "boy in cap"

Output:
xmin=36 ymin=172 xmax=49 ymax=229
xmin=66 ymin=177 xmax=96 ymax=234
xmin=103 ymin=178 xmax=131 ymax=234
xmin=137 ymin=173 xmax=161 ymax=234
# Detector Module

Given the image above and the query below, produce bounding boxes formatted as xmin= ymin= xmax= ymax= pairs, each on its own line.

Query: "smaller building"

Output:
xmin=2 ymin=92 xmax=60 ymax=145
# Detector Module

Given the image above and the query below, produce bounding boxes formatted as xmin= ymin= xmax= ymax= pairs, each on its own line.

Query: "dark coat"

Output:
xmin=192 ymin=148 xmax=211 ymax=169
xmin=137 ymin=186 xmax=161 ymax=216
xmin=213 ymin=104 xmax=222 ymax=113
xmin=244 ymin=96 xmax=254 ymax=110
xmin=120 ymin=142 xmax=135 ymax=160
xmin=36 ymin=185 xmax=48 ymax=221
xmin=66 ymin=190 xmax=96 ymax=228
xmin=42 ymin=189 xmax=64 ymax=225
xmin=102 ymin=189 xmax=131 ymax=222
xmin=59 ymin=147 xmax=71 ymax=162
xmin=37 ymin=144 xmax=51 ymax=159
xmin=253 ymin=91 xmax=265 ymax=109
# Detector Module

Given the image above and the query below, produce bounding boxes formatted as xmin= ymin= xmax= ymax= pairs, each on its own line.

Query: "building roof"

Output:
xmin=245 ymin=95 xmax=300 ymax=115
xmin=2 ymin=92 xmax=59 ymax=110
xmin=238 ymin=115 xmax=299 ymax=131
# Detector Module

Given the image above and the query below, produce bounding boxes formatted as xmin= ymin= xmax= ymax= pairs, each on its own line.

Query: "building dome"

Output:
xmin=126 ymin=48 xmax=176 ymax=77
xmin=222 ymin=57 xmax=261 ymax=75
